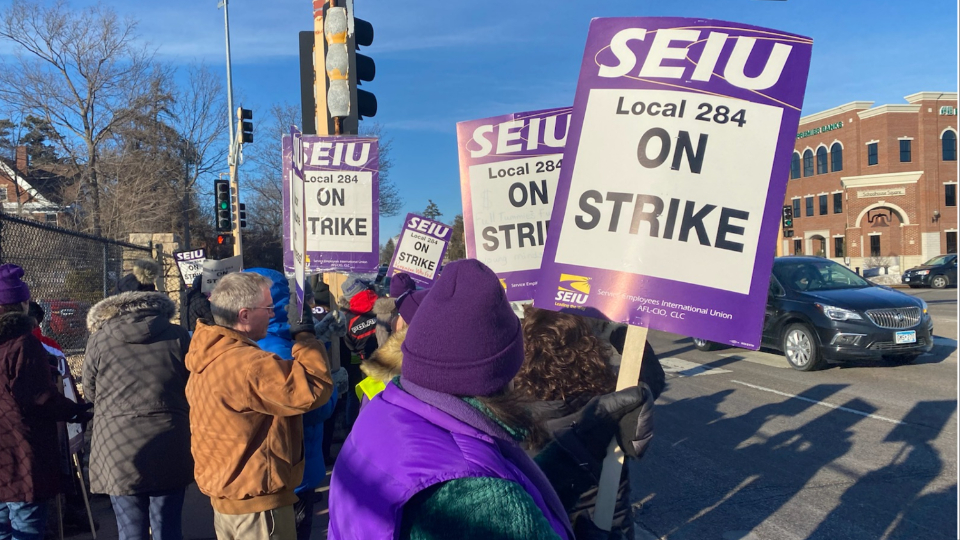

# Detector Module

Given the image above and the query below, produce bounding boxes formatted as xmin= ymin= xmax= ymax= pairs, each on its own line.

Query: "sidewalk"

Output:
xmin=62 ymin=471 xmax=333 ymax=540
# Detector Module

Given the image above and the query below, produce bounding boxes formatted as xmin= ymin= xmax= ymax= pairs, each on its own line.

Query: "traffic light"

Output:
xmin=324 ymin=7 xmax=350 ymax=119
xmin=239 ymin=203 xmax=247 ymax=229
xmin=322 ymin=5 xmax=376 ymax=131
xmin=239 ymin=108 xmax=253 ymax=144
xmin=351 ymin=15 xmax=377 ymax=121
xmin=216 ymin=234 xmax=234 ymax=246
xmin=215 ymin=180 xmax=232 ymax=232
xmin=782 ymin=205 xmax=793 ymax=229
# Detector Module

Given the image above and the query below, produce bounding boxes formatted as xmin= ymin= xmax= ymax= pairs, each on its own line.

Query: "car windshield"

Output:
xmin=921 ymin=255 xmax=954 ymax=266
xmin=774 ymin=260 xmax=871 ymax=292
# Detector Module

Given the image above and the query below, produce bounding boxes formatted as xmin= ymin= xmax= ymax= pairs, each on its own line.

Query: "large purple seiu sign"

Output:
xmin=533 ymin=18 xmax=813 ymax=349
xmin=457 ymin=107 xmax=573 ymax=302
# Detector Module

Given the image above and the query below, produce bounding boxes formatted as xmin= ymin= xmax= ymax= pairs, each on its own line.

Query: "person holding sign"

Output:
xmin=516 ymin=307 xmax=663 ymax=539
xmin=186 ymin=272 xmax=333 ymax=540
xmin=328 ymin=260 xmax=647 ymax=540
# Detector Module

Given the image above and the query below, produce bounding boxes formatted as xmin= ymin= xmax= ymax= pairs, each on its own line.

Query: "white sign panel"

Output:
xmin=201 ymin=255 xmax=243 ymax=294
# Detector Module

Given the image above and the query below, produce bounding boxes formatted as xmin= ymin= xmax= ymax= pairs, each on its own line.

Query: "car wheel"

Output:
xmin=884 ymin=354 xmax=920 ymax=365
xmin=692 ymin=337 xmax=718 ymax=351
xmin=782 ymin=323 xmax=823 ymax=371
xmin=931 ymin=275 xmax=948 ymax=289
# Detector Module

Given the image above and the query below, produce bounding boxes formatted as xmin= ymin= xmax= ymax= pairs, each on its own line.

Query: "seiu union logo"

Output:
xmin=555 ymin=274 xmax=590 ymax=304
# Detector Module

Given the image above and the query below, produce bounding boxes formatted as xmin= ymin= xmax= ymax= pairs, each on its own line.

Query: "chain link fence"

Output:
xmin=0 ymin=213 xmax=154 ymax=353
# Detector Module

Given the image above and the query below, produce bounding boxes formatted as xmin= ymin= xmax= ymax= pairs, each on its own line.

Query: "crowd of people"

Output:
xmin=0 ymin=257 xmax=664 ymax=540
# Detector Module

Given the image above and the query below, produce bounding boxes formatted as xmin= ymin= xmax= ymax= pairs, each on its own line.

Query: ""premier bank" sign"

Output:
xmin=797 ymin=120 xmax=843 ymax=139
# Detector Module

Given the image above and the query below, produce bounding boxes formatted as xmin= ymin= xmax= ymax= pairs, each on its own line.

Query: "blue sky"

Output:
xmin=48 ymin=0 xmax=960 ymax=242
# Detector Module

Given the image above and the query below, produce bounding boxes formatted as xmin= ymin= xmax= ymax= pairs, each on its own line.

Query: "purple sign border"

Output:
xmin=386 ymin=213 xmax=452 ymax=289
xmin=533 ymin=17 xmax=813 ymax=350
xmin=456 ymin=107 xmax=572 ymax=301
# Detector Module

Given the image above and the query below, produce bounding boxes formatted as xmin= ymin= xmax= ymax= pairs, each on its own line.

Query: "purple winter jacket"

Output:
xmin=328 ymin=380 xmax=573 ymax=540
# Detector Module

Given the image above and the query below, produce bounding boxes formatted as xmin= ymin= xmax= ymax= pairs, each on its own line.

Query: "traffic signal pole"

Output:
xmin=229 ymin=140 xmax=243 ymax=257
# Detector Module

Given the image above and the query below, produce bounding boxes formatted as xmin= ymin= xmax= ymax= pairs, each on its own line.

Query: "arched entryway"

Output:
xmin=810 ymin=235 xmax=827 ymax=257
xmin=860 ymin=206 xmax=905 ymax=259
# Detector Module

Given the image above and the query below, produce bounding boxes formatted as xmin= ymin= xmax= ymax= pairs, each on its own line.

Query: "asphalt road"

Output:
xmin=630 ymin=287 xmax=958 ymax=540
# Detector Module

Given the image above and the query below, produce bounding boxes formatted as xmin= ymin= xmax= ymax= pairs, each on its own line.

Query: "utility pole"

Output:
xmin=218 ymin=0 xmax=243 ymax=257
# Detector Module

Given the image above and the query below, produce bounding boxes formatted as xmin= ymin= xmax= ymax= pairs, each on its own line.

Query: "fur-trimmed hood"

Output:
xmin=0 ymin=311 xmax=35 ymax=344
xmin=87 ymin=291 xmax=177 ymax=340
xmin=361 ymin=326 xmax=405 ymax=382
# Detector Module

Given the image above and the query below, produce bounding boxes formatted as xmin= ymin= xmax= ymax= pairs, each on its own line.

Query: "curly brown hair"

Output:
xmin=515 ymin=306 xmax=616 ymax=404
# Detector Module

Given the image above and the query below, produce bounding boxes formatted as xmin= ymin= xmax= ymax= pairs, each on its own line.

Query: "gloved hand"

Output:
xmin=68 ymin=402 xmax=94 ymax=425
xmin=287 ymin=280 xmax=316 ymax=338
xmin=616 ymin=383 xmax=654 ymax=459
xmin=553 ymin=386 xmax=648 ymax=467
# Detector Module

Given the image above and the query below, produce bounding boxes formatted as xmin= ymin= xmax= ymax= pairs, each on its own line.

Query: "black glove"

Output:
xmin=68 ymin=402 xmax=94 ymax=425
xmin=287 ymin=279 xmax=316 ymax=338
xmin=554 ymin=386 xmax=647 ymax=467
xmin=616 ymin=383 xmax=654 ymax=459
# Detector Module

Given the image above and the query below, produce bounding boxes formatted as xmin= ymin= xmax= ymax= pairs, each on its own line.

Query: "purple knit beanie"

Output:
xmin=0 ymin=264 xmax=30 ymax=305
xmin=401 ymin=259 xmax=523 ymax=396
xmin=389 ymin=272 xmax=416 ymax=298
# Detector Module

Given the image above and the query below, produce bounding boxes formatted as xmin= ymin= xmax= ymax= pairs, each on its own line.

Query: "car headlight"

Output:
xmin=816 ymin=304 xmax=863 ymax=321
xmin=915 ymin=270 xmax=930 ymax=275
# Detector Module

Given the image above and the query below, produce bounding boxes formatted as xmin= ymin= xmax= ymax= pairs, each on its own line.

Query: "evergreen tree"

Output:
xmin=422 ymin=199 xmax=442 ymax=220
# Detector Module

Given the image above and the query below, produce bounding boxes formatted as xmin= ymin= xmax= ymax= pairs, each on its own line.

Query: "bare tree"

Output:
xmin=0 ymin=0 xmax=155 ymax=236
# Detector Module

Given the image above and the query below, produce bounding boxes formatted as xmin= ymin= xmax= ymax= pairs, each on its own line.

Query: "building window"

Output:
xmin=805 ymin=196 xmax=813 ymax=217
xmin=792 ymin=199 xmax=801 ymax=221
xmin=870 ymin=235 xmax=881 ymax=257
xmin=0 ymin=187 xmax=6 ymax=202
xmin=793 ymin=239 xmax=802 ymax=255
xmin=833 ymin=192 xmax=843 ymax=214
xmin=945 ymin=131 xmax=957 ymax=161
xmin=867 ymin=142 xmax=878 ymax=166
xmin=45 ymin=213 xmax=57 ymax=224
xmin=834 ymin=237 xmax=845 ymax=258
xmin=790 ymin=153 xmax=801 ymax=179
xmin=830 ymin=143 xmax=843 ymax=172
xmin=946 ymin=184 xmax=956 ymax=207
xmin=802 ymin=150 xmax=814 ymax=177
xmin=947 ymin=232 xmax=957 ymax=254
xmin=819 ymin=194 xmax=828 ymax=215
xmin=816 ymin=147 xmax=828 ymax=174
xmin=899 ymin=139 xmax=912 ymax=162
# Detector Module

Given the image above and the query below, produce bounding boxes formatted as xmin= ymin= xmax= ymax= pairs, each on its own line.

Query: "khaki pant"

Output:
xmin=213 ymin=505 xmax=296 ymax=540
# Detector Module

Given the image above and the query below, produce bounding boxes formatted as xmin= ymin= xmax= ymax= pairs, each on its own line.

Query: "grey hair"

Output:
xmin=210 ymin=272 xmax=272 ymax=328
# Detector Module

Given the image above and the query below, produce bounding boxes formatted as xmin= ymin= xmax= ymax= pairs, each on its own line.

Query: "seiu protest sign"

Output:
xmin=457 ymin=107 xmax=572 ymax=301
xmin=282 ymin=134 xmax=380 ymax=274
xmin=534 ymin=18 xmax=813 ymax=350
xmin=388 ymin=213 xmax=452 ymax=288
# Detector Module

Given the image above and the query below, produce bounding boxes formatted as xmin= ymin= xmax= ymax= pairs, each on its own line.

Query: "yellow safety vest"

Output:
xmin=356 ymin=377 xmax=387 ymax=401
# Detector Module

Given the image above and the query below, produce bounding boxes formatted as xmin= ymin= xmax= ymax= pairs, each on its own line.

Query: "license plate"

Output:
xmin=904 ymin=277 xmax=911 ymax=282
xmin=895 ymin=330 xmax=916 ymax=344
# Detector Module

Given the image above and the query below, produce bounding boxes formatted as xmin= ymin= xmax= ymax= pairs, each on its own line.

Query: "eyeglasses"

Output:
xmin=244 ymin=305 xmax=276 ymax=311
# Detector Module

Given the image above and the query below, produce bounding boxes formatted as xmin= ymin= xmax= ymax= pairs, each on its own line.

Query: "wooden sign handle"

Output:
xmin=592 ymin=323 xmax=649 ymax=531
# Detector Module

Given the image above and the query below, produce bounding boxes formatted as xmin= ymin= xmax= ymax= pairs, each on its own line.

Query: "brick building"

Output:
xmin=783 ymin=91 xmax=957 ymax=273
xmin=0 ymin=146 xmax=77 ymax=225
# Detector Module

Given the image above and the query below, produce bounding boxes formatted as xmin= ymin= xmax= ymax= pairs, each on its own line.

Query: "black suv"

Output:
xmin=693 ymin=257 xmax=933 ymax=371
xmin=902 ymin=254 xmax=957 ymax=289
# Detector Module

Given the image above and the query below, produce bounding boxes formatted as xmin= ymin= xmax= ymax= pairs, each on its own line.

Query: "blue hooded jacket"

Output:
xmin=246 ymin=268 xmax=337 ymax=494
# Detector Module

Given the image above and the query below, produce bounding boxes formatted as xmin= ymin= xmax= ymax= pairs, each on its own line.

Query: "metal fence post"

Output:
xmin=103 ymin=242 xmax=109 ymax=298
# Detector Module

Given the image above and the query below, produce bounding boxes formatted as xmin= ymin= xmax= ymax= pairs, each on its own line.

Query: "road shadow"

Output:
xmin=631 ymin=385 xmax=957 ymax=539
xmin=804 ymin=400 xmax=958 ymax=539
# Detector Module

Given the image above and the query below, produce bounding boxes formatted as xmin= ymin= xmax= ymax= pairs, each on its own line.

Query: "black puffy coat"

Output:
xmin=186 ymin=275 xmax=212 ymax=332
xmin=83 ymin=291 xmax=193 ymax=495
